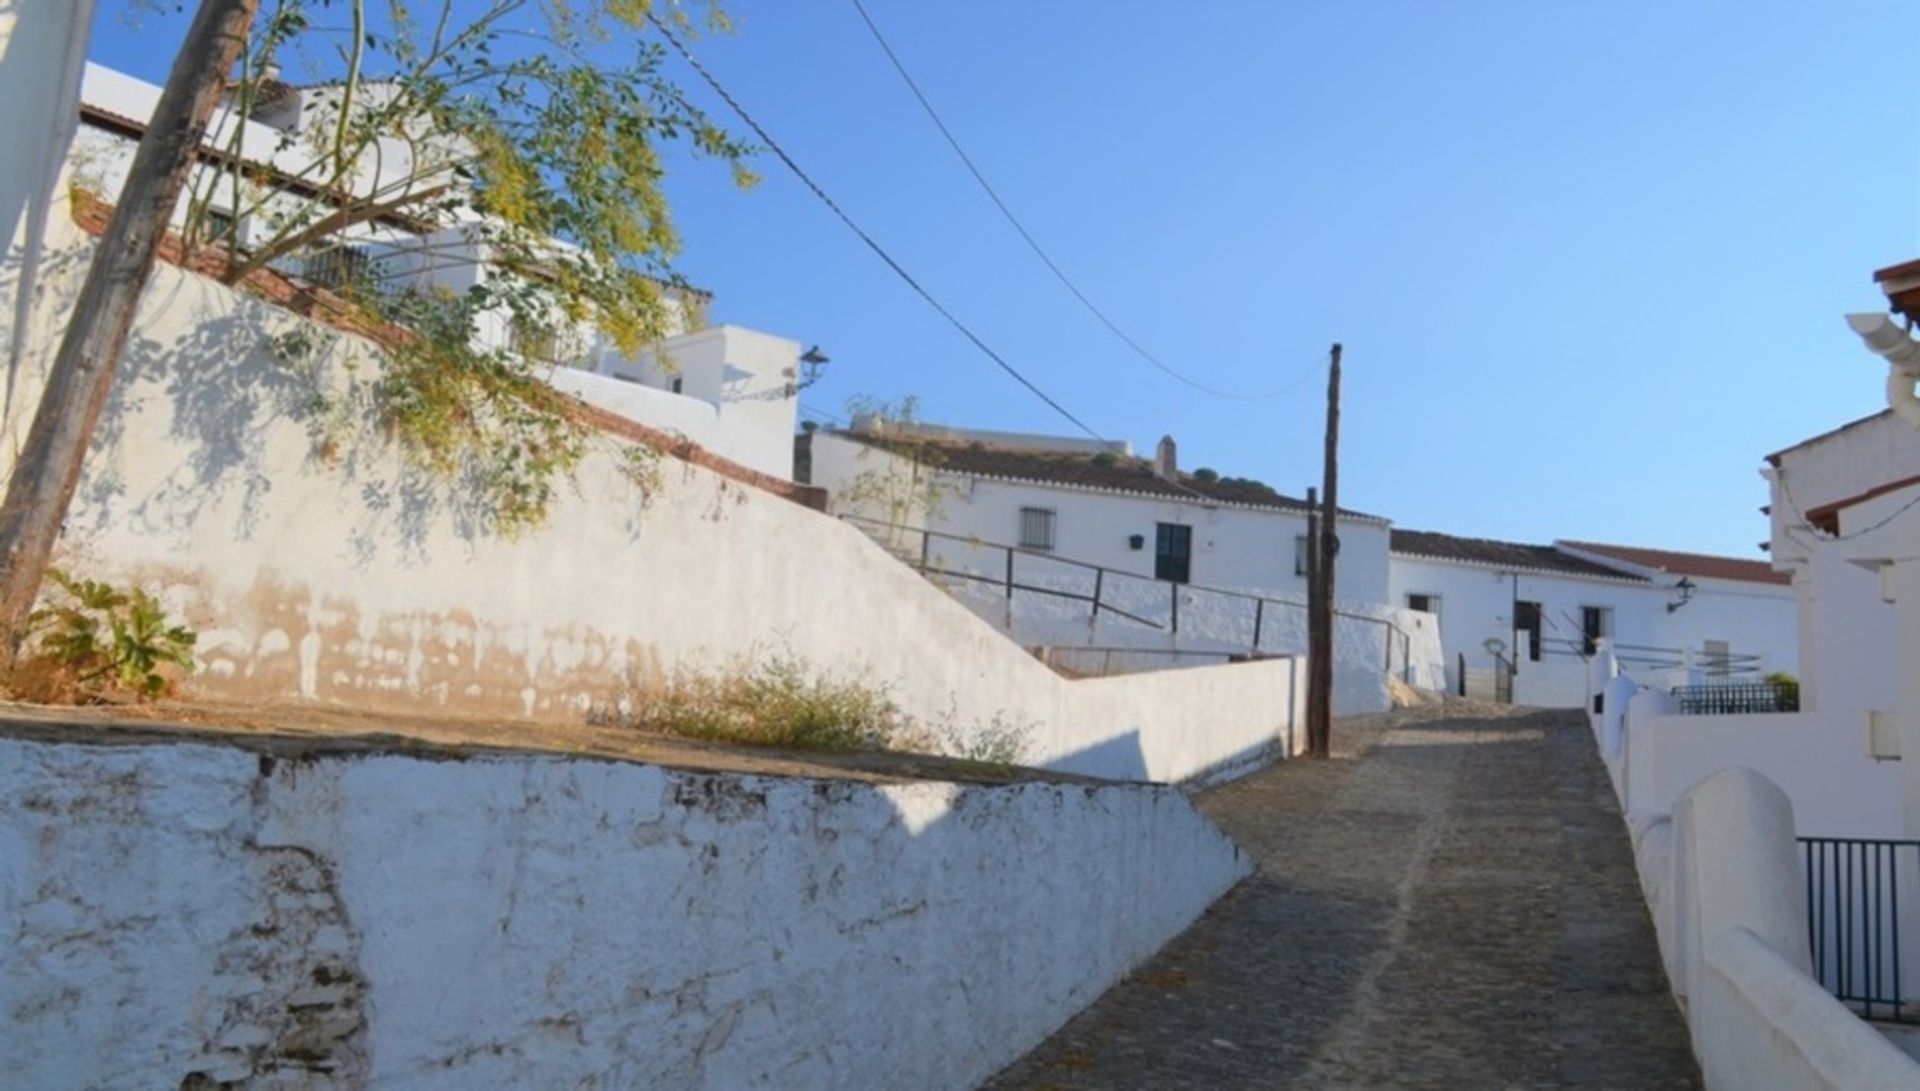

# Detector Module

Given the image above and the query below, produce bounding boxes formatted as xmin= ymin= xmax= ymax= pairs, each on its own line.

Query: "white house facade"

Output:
xmin=800 ymin=418 xmax=1440 ymax=714
xmin=68 ymin=62 xmax=806 ymax=480
xmin=1388 ymin=530 xmax=1797 ymax=707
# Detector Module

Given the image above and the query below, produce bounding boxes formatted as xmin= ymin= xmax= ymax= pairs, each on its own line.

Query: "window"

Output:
xmin=1514 ymin=600 xmax=1543 ymax=662
xmin=1407 ymin=593 xmax=1440 ymax=617
xmin=509 ymin=319 xmax=560 ymax=364
xmin=302 ymin=243 xmax=370 ymax=290
xmin=1294 ymin=534 xmax=1310 ymax=577
xmin=1018 ymin=507 xmax=1056 ymax=552
xmin=203 ymin=208 xmax=244 ymax=249
xmin=1580 ymin=606 xmax=1613 ymax=656
xmin=1702 ymin=639 xmax=1732 ymax=678
xmin=669 ymin=377 xmax=684 ymax=394
xmin=1155 ymin=522 xmax=1192 ymax=584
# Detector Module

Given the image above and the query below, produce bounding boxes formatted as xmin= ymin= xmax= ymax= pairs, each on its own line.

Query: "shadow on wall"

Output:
xmin=92 ymin=273 xmax=537 ymax=565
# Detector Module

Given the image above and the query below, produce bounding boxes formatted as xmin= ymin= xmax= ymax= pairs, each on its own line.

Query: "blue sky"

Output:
xmin=89 ymin=2 xmax=1920 ymax=556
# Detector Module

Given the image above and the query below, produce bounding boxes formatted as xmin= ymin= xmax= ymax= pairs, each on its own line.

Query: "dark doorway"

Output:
xmin=1155 ymin=523 xmax=1192 ymax=584
xmin=1515 ymin=600 xmax=1543 ymax=661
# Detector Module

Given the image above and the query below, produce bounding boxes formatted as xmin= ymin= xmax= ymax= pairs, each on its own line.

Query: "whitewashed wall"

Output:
xmin=549 ymin=324 xmax=800 ymax=481
xmin=807 ymin=430 xmax=1395 ymax=610
xmin=808 ymin=431 xmax=1418 ymax=712
xmin=0 ymin=201 xmax=1296 ymax=785
xmin=1583 ymin=643 xmax=1900 ymax=839
xmin=1389 ymin=554 xmax=1796 ymax=707
xmin=1621 ymin=698 xmax=1902 ymax=839
xmin=1625 ymin=769 xmax=1920 ymax=1090
xmin=594 ymin=324 xmax=800 ymax=481
xmin=0 ymin=730 xmax=1250 ymax=1089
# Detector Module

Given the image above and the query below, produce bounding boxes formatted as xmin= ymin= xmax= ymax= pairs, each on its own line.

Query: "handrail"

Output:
xmin=840 ymin=514 xmax=1416 ymax=664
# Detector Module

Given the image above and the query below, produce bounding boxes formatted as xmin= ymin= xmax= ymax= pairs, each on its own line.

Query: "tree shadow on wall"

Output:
xmin=84 ymin=266 xmax=570 ymax=569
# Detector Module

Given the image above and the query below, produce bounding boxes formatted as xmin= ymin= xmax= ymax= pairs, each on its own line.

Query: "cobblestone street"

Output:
xmin=988 ymin=703 xmax=1700 ymax=1089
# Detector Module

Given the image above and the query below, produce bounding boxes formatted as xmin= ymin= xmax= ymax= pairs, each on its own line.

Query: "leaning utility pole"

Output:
xmin=1306 ymin=343 xmax=1342 ymax=758
xmin=0 ymin=0 xmax=258 ymax=665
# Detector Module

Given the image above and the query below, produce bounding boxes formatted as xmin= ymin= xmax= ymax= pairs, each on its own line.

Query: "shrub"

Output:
xmin=15 ymin=570 xmax=197 ymax=701
xmin=591 ymin=656 xmax=900 ymax=752
xmin=1193 ymin=467 xmax=1220 ymax=483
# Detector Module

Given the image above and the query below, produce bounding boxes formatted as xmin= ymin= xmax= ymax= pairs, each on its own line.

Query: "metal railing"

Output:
xmin=1032 ymin=645 xmax=1282 ymax=678
xmin=841 ymin=514 xmax=1413 ymax=677
xmin=1801 ymin=837 xmax=1920 ymax=1023
xmin=1672 ymin=682 xmax=1799 ymax=715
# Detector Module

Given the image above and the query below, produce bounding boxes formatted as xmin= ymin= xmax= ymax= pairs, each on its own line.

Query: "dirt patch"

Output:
xmin=0 ymin=697 xmax=1096 ymax=788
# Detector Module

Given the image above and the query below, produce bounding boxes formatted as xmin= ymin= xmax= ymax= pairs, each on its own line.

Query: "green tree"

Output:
xmin=0 ymin=0 xmax=754 ymax=664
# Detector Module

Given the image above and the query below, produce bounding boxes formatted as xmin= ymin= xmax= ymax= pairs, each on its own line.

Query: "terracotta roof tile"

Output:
xmin=1557 ymin=541 xmax=1789 ymax=586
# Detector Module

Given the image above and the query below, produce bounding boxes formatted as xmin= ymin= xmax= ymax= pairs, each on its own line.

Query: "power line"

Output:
xmin=847 ymin=0 xmax=1316 ymax=403
xmin=646 ymin=13 xmax=1106 ymax=441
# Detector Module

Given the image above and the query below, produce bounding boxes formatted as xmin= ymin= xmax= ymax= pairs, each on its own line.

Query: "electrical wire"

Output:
xmin=646 ymin=13 xmax=1107 ymax=441
xmin=847 ymin=0 xmax=1318 ymax=402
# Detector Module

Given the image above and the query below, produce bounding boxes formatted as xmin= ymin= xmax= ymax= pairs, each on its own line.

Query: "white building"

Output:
xmin=801 ymin=417 xmax=1444 ymax=714
xmin=67 ymin=62 xmax=807 ymax=479
xmin=1389 ymin=529 xmax=1798 ymax=706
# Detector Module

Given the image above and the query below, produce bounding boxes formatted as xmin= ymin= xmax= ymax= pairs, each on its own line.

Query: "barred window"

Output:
xmin=1018 ymin=507 xmax=1056 ymax=551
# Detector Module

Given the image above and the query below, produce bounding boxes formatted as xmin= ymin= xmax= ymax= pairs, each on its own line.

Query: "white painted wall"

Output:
xmin=1583 ymin=641 xmax=1900 ymax=839
xmin=1625 ymin=768 xmax=1920 ymax=1090
xmin=549 ymin=325 xmax=800 ymax=481
xmin=72 ymin=62 xmax=798 ymax=481
xmin=1622 ymin=702 xmax=1901 ymax=839
xmin=808 ymin=430 xmax=1394 ymax=609
xmin=0 ymin=200 xmax=1296 ymax=785
xmin=0 ymin=730 xmax=1250 ymax=1089
xmin=808 ymin=430 xmax=1420 ymax=712
xmin=0 ymin=1 xmax=94 ymax=415
xmin=1389 ymin=553 xmax=1796 ymax=707
xmin=592 ymin=325 xmax=800 ymax=481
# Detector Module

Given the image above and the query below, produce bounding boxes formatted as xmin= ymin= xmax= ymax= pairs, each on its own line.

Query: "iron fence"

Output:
xmin=839 ymin=514 xmax=1414 ymax=677
xmin=1800 ymin=837 xmax=1920 ymax=1024
xmin=1672 ymin=682 xmax=1799 ymax=715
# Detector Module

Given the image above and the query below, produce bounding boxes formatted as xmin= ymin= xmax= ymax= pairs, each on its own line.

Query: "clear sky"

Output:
xmin=87 ymin=1 xmax=1920 ymax=556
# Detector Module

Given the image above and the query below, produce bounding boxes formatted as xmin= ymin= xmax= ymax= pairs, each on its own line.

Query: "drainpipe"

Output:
xmin=1845 ymin=313 xmax=1920 ymax=428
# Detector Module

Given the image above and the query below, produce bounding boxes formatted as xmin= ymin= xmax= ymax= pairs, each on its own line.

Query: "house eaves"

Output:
xmin=1388 ymin=528 xmax=1649 ymax=585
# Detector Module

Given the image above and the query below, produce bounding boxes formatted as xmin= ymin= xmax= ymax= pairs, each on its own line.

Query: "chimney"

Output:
xmin=1153 ymin=435 xmax=1177 ymax=480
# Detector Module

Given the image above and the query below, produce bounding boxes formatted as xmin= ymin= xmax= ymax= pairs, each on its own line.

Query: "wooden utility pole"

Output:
xmin=0 ymin=0 xmax=258 ymax=664
xmin=1306 ymin=343 xmax=1342 ymax=758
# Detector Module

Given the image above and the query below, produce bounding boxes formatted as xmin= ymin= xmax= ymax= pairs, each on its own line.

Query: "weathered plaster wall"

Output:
xmin=1 ymin=200 xmax=1294 ymax=784
xmin=0 ymin=729 xmax=1249 ymax=1088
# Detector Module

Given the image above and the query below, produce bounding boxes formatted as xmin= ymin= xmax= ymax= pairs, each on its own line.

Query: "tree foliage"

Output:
xmin=173 ymin=0 xmax=757 ymax=530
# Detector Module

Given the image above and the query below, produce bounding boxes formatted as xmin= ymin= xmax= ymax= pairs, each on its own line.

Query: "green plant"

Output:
xmin=152 ymin=0 xmax=758 ymax=535
xmin=22 ymin=569 xmax=197 ymax=699
xmin=591 ymin=655 xmax=901 ymax=752
xmin=838 ymin=395 xmax=957 ymax=542
xmin=1192 ymin=467 xmax=1219 ymax=483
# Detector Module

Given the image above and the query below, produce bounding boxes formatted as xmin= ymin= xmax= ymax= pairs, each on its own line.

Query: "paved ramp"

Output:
xmin=988 ymin=704 xmax=1699 ymax=1089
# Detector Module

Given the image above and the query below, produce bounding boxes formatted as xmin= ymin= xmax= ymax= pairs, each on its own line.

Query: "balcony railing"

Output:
xmin=1671 ymin=682 xmax=1799 ymax=715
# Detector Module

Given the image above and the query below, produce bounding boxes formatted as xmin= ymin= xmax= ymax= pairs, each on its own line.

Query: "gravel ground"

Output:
xmin=986 ymin=700 xmax=1700 ymax=1090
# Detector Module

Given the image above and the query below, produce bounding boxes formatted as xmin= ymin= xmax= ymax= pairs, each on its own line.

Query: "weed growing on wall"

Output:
xmin=588 ymin=655 xmax=1033 ymax=767
xmin=9 ymin=570 xmax=197 ymax=702
xmin=590 ymin=655 xmax=902 ymax=752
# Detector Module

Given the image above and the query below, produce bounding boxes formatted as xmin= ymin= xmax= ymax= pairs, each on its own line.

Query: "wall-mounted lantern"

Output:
xmin=1667 ymin=576 xmax=1697 ymax=613
xmin=1128 ymin=534 xmax=1145 ymax=551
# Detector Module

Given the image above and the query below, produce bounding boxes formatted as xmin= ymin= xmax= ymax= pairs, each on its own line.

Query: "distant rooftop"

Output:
xmin=1390 ymin=529 xmax=1647 ymax=582
xmin=823 ymin=427 xmax=1387 ymax=522
xmin=1556 ymin=540 xmax=1789 ymax=586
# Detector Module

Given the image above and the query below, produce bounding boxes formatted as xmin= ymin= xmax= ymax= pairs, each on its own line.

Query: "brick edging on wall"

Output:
xmin=68 ymin=191 xmax=826 ymax=511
